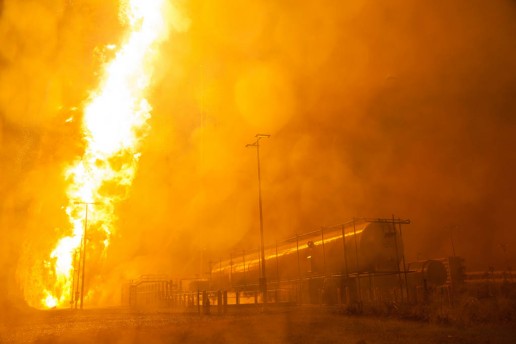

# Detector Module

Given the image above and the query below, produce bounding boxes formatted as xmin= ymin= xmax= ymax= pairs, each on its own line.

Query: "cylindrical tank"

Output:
xmin=211 ymin=219 xmax=408 ymax=289
xmin=407 ymin=260 xmax=447 ymax=286
xmin=349 ymin=220 xmax=404 ymax=273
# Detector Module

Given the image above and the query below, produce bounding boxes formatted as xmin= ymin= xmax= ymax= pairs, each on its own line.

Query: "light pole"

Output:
xmin=74 ymin=201 xmax=100 ymax=310
xmin=246 ymin=133 xmax=270 ymax=303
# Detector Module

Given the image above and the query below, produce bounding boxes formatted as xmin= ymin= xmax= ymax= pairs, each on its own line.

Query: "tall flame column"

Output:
xmin=38 ymin=0 xmax=174 ymax=309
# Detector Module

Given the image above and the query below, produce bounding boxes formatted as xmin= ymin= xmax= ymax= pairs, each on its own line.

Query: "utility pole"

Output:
xmin=74 ymin=201 xmax=100 ymax=310
xmin=246 ymin=134 xmax=270 ymax=303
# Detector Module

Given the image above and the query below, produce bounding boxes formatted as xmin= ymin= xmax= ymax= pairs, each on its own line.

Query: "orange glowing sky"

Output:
xmin=1 ymin=0 xmax=516 ymax=308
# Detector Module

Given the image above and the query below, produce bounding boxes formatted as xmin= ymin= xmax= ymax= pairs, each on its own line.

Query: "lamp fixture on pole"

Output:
xmin=74 ymin=201 xmax=100 ymax=310
xmin=246 ymin=133 xmax=270 ymax=303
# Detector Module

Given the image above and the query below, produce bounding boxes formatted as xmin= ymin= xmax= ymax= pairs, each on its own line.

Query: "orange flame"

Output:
xmin=39 ymin=0 xmax=173 ymax=309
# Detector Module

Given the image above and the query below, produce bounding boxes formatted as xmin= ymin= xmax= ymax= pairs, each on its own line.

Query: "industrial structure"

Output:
xmin=122 ymin=218 xmax=479 ymax=311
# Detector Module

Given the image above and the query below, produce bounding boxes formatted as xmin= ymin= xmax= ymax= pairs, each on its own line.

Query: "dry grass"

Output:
xmin=1 ymin=306 xmax=515 ymax=343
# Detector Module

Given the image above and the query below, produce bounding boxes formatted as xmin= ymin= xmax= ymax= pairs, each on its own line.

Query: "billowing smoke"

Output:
xmin=1 ymin=0 xmax=515 ymax=310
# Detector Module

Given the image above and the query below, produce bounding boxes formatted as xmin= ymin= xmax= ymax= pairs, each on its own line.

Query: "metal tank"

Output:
xmin=407 ymin=259 xmax=448 ymax=286
xmin=211 ymin=218 xmax=409 ymax=290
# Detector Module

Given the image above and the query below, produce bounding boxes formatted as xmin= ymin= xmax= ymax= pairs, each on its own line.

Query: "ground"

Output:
xmin=1 ymin=306 xmax=515 ymax=343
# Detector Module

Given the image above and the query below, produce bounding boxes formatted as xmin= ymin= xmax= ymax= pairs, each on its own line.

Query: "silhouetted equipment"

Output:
xmin=73 ymin=201 xmax=101 ymax=310
xmin=210 ymin=218 xmax=412 ymax=305
xmin=125 ymin=217 xmax=508 ymax=310
xmin=246 ymin=133 xmax=271 ymax=304
xmin=407 ymin=260 xmax=448 ymax=286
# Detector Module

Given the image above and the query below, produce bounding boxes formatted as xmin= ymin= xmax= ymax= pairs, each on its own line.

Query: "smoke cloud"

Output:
xmin=1 ymin=0 xmax=515 ymax=310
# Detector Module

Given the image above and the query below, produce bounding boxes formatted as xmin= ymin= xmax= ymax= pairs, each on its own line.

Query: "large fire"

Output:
xmin=39 ymin=0 xmax=171 ymax=309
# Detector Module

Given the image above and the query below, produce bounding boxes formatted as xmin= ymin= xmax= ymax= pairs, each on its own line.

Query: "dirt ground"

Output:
xmin=1 ymin=306 xmax=515 ymax=344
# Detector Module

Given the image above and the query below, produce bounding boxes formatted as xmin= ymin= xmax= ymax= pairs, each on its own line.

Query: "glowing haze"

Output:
xmin=37 ymin=0 xmax=172 ymax=309
xmin=1 ymin=0 xmax=515 ymax=315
